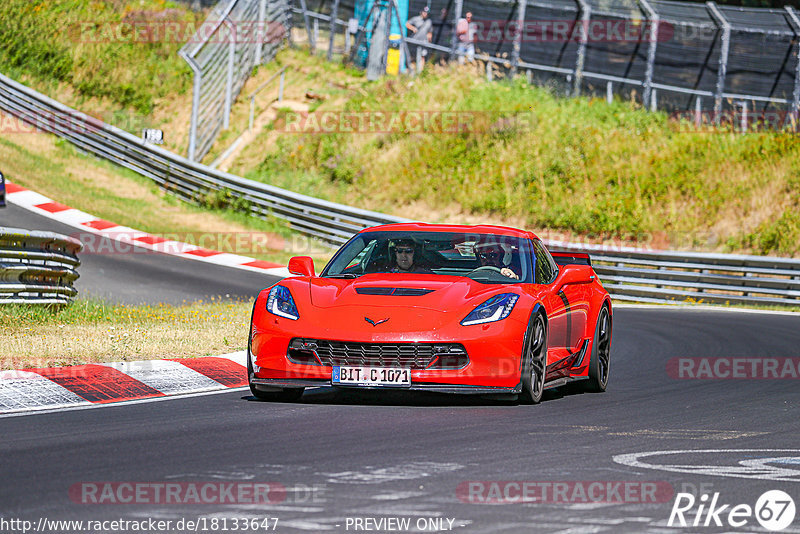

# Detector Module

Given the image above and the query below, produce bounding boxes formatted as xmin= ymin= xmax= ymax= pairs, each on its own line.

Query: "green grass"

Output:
xmin=236 ymin=53 xmax=800 ymax=256
xmin=0 ymin=0 xmax=196 ymax=114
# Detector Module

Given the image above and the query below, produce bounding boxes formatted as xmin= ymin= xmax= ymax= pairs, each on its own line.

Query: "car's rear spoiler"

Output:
xmin=550 ymin=251 xmax=592 ymax=267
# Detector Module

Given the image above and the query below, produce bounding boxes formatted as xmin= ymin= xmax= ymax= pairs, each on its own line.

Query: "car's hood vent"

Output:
xmin=355 ymin=287 xmax=434 ymax=296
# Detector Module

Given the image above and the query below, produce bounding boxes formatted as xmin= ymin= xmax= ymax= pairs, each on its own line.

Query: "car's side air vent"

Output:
xmin=355 ymin=287 xmax=434 ymax=296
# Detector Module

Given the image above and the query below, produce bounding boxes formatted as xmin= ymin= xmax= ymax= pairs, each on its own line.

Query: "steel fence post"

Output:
xmin=224 ymin=18 xmax=236 ymax=129
xmin=180 ymin=51 xmax=202 ymax=161
xmin=298 ymin=0 xmax=315 ymax=53
xmin=256 ymin=0 xmax=267 ymax=64
xmin=367 ymin=1 xmax=389 ymax=80
xmin=785 ymin=7 xmax=800 ymax=124
xmin=573 ymin=0 xmax=591 ymax=97
xmin=328 ymin=0 xmax=340 ymax=61
xmin=286 ymin=0 xmax=296 ymax=48
xmin=638 ymin=0 xmax=659 ymax=110
xmin=706 ymin=2 xmax=730 ymax=124
xmin=452 ymin=0 xmax=463 ymax=61
xmin=511 ymin=0 xmax=527 ymax=76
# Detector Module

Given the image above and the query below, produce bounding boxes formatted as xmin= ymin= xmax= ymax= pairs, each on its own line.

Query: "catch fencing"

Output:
xmin=1 ymin=72 xmax=799 ymax=307
xmin=0 ymin=228 xmax=82 ymax=305
xmin=297 ymin=0 xmax=800 ymax=124
xmin=180 ymin=0 xmax=290 ymax=161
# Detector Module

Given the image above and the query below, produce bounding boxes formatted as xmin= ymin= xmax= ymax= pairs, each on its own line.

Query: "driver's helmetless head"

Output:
xmin=392 ymin=239 xmax=416 ymax=271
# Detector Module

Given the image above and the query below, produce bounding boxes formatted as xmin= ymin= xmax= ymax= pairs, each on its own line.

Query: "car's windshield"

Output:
xmin=322 ymin=231 xmax=533 ymax=284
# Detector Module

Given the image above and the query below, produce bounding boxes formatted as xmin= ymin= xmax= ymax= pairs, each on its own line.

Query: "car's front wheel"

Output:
xmin=250 ymin=384 xmax=305 ymax=402
xmin=519 ymin=313 xmax=547 ymax=404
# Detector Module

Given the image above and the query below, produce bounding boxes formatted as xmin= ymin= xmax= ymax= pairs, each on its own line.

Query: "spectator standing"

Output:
xmin=405 ymin=6 xmax=433 ymax=69
xmin=456 ymin=11 xmax=476 ymax=64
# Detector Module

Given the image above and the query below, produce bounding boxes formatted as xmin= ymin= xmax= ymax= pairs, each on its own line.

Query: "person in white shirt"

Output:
xmin=456 ymin=11 xmax=476 ymax=63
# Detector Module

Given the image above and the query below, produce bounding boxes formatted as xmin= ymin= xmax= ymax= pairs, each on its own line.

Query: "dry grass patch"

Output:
xmin=0 ymin=299 xmax=253 ymax=370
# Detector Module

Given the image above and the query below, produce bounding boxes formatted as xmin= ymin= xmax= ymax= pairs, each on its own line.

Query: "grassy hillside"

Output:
xmin=0 ymin=0 xmax=195 ymax=113
xmin=2 ymin=0 xmax=798 ymax=256
xmin=227 ymin=52 xmax=800 ymax=256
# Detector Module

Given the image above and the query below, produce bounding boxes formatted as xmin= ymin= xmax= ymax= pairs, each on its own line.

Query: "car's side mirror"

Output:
xmin=553 ymin=264 xmax=595 ymax=293
xmin=288 ymin=256 xmax=315 ymax=277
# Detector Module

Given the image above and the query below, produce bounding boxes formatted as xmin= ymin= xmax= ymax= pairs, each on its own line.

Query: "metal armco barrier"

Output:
xmin=0 ymin=228 xmax=82 ymax=305
xmin=1 ymin=73 xmax=799 ymax=307
xmin=0 ymin=71 xmax=409 ymax=249
xmin=548 ymin=241 xmax=800 ymax=307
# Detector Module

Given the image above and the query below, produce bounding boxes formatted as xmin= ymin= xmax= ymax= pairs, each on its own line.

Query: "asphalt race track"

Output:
xmin=0 ymin=203 xmax=281 ymax=304
xmin=1 ymin=307 xmax=799 ymax=533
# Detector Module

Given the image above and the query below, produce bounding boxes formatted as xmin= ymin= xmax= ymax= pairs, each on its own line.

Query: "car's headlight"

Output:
xmin=266 ymin=285 xmax=299 ymax=320
xmin=461 ymin=293 xmax=519 ymax=326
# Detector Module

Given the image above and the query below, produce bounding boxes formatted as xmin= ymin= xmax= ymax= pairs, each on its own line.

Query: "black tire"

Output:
xmin=251 ymin=385 xmax=305 ymax=402
xmin=519 ymin=313 xmax=547 ymax=404
xmin=582 ymin=304 xmax=611 ymax=393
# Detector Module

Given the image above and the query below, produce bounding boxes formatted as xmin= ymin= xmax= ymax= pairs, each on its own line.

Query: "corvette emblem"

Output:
xmin=365 ymin=317 xmax=389 ymax=326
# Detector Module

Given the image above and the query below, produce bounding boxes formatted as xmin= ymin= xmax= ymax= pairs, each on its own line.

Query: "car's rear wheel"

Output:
xmin=519 ymin=313 xmax=547 ymax=404
xmin=582 ymin=304 xmax=611 ymax=393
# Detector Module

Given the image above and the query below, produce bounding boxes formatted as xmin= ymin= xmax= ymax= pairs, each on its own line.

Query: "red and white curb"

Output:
xmin=0 ymin=352 xmax=250 ymax=415
xmin=5 ymin=180 xmax=291 ymax=278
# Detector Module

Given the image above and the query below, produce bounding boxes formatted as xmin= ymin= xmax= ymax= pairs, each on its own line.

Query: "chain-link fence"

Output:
xmin=294 ymin=0 xmax=800 ymax=125
xmin=180 ymin=0 xmax=290 ymax=162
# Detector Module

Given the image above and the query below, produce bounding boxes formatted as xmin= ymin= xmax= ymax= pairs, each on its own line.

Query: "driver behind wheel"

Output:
xmin=474 ymin=240 xmax=519 ymax=279
xmin=388 ymin=238 xmax=432 ymax=273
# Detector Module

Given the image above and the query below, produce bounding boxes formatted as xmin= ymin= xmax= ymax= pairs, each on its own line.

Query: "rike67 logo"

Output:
xmin=668 ymin=490 xmax=796 ymax=531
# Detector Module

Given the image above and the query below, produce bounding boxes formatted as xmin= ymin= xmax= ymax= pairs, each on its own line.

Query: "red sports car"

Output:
xmin=248 ymin=223 xmax=612 ymax=403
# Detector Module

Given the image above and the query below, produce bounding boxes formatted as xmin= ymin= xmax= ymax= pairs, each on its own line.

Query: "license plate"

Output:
xmin=332 ymin=366 xmax=411 ymax=387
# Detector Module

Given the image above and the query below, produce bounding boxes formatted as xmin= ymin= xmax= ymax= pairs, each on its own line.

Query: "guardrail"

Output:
xmin=1 ymin=72 xmax=799 ymax=307
xmin=0 ymin=228 xmax=82 ymax=305
xmin=548 ymin=241 xmax=800 ymax=308
xmin=0 ymin=71 xmax=409 ymax=249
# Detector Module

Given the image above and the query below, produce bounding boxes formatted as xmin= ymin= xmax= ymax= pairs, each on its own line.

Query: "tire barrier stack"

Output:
xmin=0 ymin=228 xmax=82 ymax=305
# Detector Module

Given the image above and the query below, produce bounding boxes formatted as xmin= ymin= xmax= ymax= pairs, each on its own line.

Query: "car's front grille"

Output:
xmin=288 ymin=338 xmax=469 ymax=370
